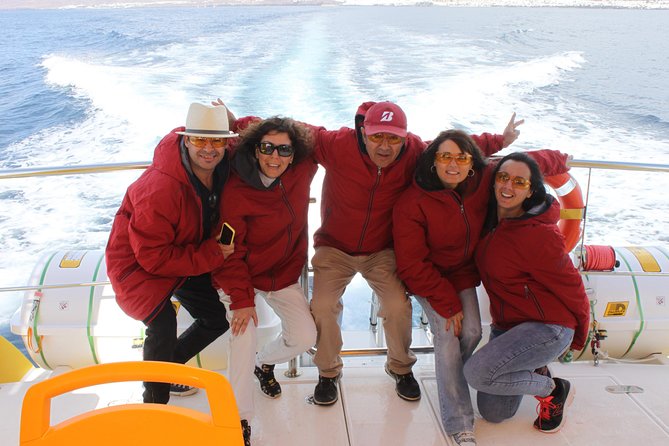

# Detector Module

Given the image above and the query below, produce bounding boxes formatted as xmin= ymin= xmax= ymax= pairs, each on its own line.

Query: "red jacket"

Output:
xmin=393 ymin=150 xmax=570 ymax=319
xmin=212 ymin=151 xmax=319 ymax=310
xmin=475 ymin=197 xmax=590 ymax=351
xmin=312 ymin=101 xmax=504 ymax=255
xmin=105 ymin=128 xmax=230 ymax=321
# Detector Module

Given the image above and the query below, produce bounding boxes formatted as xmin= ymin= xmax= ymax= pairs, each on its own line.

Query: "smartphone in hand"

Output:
xmin=219 ymin=222 xmax=235 ymax=245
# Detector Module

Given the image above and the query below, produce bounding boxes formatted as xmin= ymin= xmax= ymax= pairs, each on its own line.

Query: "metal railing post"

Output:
xmin=284 ymin=263 xmax=311 ymax=378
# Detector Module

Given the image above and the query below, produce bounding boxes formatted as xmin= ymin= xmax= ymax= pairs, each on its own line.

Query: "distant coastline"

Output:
xmin=3 ymin=0 xmax=669 ymax=11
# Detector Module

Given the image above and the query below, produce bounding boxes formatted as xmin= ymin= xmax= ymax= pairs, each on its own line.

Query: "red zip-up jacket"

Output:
xmin=393 ymin=150 xmax=570 ymax=319
xmin=475 ymin=197 xmax=590 ymax=351
xmin=105 ymin=128 xmax=230 ymax=321
xmin=211 ymin=144 xmax=319 ymax=310
xmin=312 ymin=101 xmax=504 ymax=255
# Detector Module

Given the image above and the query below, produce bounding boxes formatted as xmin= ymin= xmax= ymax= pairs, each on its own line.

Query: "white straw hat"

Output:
xmin=175 ymin=103 xmax=238 ymax=138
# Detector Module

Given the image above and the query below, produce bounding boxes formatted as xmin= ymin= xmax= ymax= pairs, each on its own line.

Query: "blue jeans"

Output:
xmin=415 ymin=288 xmax=482 ymax=434
xmin=463 ymin=322 xmax=574 ymax=423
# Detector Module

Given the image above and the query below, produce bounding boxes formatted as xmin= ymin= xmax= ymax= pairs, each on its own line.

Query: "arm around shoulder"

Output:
xmin=528 ymin=149 xmax=570 ymax=176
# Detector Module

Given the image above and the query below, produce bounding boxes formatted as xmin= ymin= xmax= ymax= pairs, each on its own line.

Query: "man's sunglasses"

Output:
xmin=257 ymin=142 xmax=294 ymax=157
xmin=188 ymin=136 xmax=227 ymax=149
xmin=366 ymin=133 xmax=403 ymax=144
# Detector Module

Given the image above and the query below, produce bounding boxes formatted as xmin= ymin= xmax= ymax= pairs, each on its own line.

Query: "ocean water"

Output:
xmin=1 ymin=5 xmax=668 ymax=350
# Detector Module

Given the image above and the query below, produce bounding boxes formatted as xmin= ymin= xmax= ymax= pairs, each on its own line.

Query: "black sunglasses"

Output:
xmin=257 ymin=141 xmax=294 ymax=157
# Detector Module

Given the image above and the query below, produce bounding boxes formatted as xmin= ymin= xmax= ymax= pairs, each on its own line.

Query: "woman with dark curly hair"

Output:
xmin=464 ymin=152 xmax=589 ymax=435
xmin=393 ymin=129 xmax=570 ymax=446
xmin=212 ymin=116 xmax=317 ymax=446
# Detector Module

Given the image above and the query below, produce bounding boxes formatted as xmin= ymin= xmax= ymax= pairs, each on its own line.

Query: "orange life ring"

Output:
xmin=544 ymin=172 xmax=585 ymax=253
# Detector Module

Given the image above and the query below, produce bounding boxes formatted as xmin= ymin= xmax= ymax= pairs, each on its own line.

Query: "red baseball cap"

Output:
xmin=363 ymin=102 xmax=408 ymax=138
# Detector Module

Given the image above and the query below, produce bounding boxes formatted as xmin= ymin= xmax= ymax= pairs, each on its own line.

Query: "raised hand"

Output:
xmin=502 ymin=112 xmax=525 ymax=148
xmin=211 ymin=98 xmax=236 ymax=126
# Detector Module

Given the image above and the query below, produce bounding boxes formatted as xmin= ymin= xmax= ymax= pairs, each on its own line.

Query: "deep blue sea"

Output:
xmin=1 ymin=5 xmax=668 ymax=352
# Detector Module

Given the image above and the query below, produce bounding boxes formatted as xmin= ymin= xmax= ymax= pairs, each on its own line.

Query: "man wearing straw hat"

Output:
xmin=106 ymin=103 xmax=238 ymax=408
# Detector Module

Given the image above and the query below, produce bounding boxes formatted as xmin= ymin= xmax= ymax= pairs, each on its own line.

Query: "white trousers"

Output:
xmin=219 ymin=282 xmax=316 ymax=420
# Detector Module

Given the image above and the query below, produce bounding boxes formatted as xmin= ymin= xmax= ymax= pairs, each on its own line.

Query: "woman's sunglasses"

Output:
xmin=257 ymin=141 xmax=294 ymax=157
xmin=434 ymin=152 xmax=472 ymax=165
xmin=495 ymin=171 xmax=531 ymax=190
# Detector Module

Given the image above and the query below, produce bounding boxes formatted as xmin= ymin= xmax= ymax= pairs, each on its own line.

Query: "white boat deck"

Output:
xmin=2 ymin=328 xmax=669 ymax=446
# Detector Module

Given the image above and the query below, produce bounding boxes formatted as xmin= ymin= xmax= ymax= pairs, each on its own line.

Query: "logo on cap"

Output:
xmin=363 ymin=101 xmax=408 ymax=138
xmin=380 ymin=111 xmax=394 ymax=122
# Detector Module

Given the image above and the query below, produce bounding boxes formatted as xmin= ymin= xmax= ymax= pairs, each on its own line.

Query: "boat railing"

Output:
xmin=2 ymin=158 xmax=669 ymax=375
xmin=568 ymin=159 xmax=669 ymax=173
xmin=0 ymin=161 xmax=151 ymax=179
xmin=0 ymin=161 xmax=149 ymax=298
xmin=1 ymin=266 xmax=667 ymax=296
xmin=2 ymin=158 xmax=668 ymax=180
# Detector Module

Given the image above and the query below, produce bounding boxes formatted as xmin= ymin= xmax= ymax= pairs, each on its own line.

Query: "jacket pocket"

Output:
xmin=118 ymin=263 xmax=141 ymax=282
xmin=524 ymin=285 xmax=545 ymax=320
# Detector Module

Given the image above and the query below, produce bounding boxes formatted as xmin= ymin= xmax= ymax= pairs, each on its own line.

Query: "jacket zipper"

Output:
xmin=272 ymin=181 xmax=296 ymax=290
xmin=449 ymin=193 xmax=471 ymax=260
xmin=118 ymin=264 xmax=141 ymax=282
xmin=357 ymin=166 xmax=382 ymax=252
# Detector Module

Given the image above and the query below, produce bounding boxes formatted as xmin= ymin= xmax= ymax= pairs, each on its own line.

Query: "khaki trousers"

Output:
xmin=310 ymin=246 xmax=416 ymax=377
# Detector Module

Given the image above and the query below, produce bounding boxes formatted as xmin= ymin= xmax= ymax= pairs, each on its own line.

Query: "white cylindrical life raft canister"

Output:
xmin=477 ymin=245 xmax=669 ymax=360
xmin=10 ymin=250 xmax=282 ymax=370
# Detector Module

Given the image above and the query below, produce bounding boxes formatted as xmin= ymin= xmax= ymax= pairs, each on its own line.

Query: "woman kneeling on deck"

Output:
xmin=464 ymin=152 xmax=590 ymax=433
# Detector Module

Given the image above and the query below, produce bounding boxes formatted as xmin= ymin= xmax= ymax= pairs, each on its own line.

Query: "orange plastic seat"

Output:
xmin=20 ymin=361 xmax=243 ymax=445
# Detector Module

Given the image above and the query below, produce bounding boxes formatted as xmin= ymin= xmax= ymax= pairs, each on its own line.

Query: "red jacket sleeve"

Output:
xmin=471 ymin=133 xmax=504 ymax=157
xmin=211 ymin=191 xmax=257 ymax=310
xmin=310 ymin=125 xmax=343 ymax=168
xmin=128 ymin=185 xmax=227 ymax=278
xmin=527 ymin=149 xmax=570 ymax=177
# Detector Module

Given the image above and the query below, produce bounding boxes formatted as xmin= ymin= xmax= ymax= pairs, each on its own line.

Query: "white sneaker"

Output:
xmin=451 ymin=431 xmax=477 ymax=445
xmin=169 ymin=383 xmax=198 ymax=396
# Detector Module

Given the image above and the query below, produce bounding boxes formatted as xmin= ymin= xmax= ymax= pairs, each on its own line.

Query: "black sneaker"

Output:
xmin=241 ymin=419 xmax=251 ymax=446
xmin=169 ymin=383 xmax=198 ymax=397
xmin=534 ymin=377 xmax=574 ymax=433
xmin=313 ymin=375 xmax=339 ymax=405
xmin=385 ymin=364 xmax=421 ymax=401
xmin=254 ymin=364 xmax=282 ymax=399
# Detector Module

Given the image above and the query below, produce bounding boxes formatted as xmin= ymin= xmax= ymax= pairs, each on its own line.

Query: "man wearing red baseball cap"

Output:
xmin=360 ymin=102 xmax=408 ymax=168
xmin=309 ymin=100 xmax=523 ymax=406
